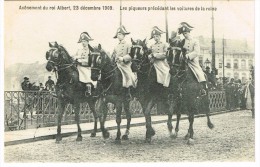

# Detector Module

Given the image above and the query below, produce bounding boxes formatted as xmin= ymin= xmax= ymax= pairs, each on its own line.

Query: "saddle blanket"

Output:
xmin=77 ymin=66 xmax=97 ymax=88
xmin=187 ymin=59 xmax=206 ymax=82
xmin=117 ymin=62 xmax=137 ymax=88
xmin=153 ymin=60 xmax=171 ymax=87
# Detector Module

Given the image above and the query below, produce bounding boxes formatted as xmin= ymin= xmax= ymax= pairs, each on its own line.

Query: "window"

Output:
xmin=226 ymin=59 xmax=231 ymax=68
xmin=219 ymin=63 xmax=222 ymax=68
xmin=234 ymin=73 xmax=239 ymax=80
xmin=241 ymin=59 xmax=246 ymax=69
xmin=233 ymin=59 xmax=238 ymax=69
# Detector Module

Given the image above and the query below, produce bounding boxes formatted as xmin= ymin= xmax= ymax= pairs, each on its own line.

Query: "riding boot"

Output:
xmin=200 ymin=81 xmax=207 ymax=96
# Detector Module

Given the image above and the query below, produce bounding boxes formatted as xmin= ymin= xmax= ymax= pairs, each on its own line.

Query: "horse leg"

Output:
xmin=144 ymin=98 xmax=156 ymax=143
xmin=96 ymin=97 xmax=110 ymax=139
xmin=115 ymin=101 xmax=122 ymax=144
xmin=122 ymin=94 xmax=131 ymax=140
xmin=73 ymin=103 xmax=82 ymax=141
xmin=90 ymin=110 xmax=98 ymax=137
xmin=56 ymin=101 xmax=65 ymax=143
xmin=172 ymin=113 xmax=181 ymax=139
xmin=186 ymin=114 xmax=195 ymax=145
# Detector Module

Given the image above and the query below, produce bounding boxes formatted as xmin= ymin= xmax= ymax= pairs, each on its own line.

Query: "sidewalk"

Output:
xmin=4 ymin=110 xmax=233 ymax=146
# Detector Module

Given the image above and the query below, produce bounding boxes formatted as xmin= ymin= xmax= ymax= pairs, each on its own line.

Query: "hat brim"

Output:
xmin=78 ymin=39 xmax=94 ymax=43
xmin=113 ymin=32 xmax=130 ymax=39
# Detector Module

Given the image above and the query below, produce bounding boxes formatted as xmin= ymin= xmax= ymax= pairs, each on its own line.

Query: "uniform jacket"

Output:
xmin=112 ymin=40 xmax=137 ymax=88
xmin=75 ymin=44 xmax=93 ymax=66
xmin=182 ymin=38 xmax=206 ymax=82
xmin=150 ymin=41 xmax=170 ymax=87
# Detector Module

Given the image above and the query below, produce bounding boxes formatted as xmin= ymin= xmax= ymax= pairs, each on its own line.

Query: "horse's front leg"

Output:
xmin=144 ymin=98 xmax=156 ymax=143
xmin=122 ymin=94 xmax=131 ymax=140
xmin=91 ymin=108 xmax=98 ymax=137
xmin=95 ymin=97 xmax=110 ymax=139
xmin=185 ymin=114 xmax=195 ymax=145
xmin=74 ymin=103 xmax=82 ymax=141
xmin=115 ymin=101 xmax=123 ymax=144
xmin=56 ymin=100 xmax=65 ymax=143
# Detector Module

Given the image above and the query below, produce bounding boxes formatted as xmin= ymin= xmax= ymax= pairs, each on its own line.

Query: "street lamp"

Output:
xmin=204 ymin=58 xmax=211 ymax=68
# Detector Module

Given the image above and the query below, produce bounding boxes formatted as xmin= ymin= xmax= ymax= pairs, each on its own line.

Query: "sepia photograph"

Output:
xmin=1 ymin=0 xmax=259 ymax=166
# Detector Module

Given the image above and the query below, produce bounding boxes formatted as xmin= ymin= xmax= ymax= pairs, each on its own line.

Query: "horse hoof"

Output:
xmin=115 ymin=139 xmax=121 ymax=144
xmin=184 ymin=133 xmax=190 ymax=140
xmin=208 ymin=122 xmax=214 ymax=129
xmin=145 ymin=138 xmax=152 ymax=144
xmin=56 ymin=136 xmax=62 ymax=143
xmin=76 ymin=136 xmax=82 ymax=141
xmin=187 ymin=138 xmax=194 ymax=145
xmin=122 ymin=135 xmax=129 ymax=140
xmin=103 ymin=131 xmax=110 ymax=139
xmin=90 ymin=133 xmax=96 ymax=137
xmin=170 ymin=133 xmax=178 ymax=139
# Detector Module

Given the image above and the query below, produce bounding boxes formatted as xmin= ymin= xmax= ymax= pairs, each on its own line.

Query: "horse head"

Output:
xmin=46 ymin=42 xmax=74 ymax=72
xmin=89 ymin=44 xmax=111 ymax=81
xmin=167 ymin=37 xmax=185 ymax=76
xmin=130 ymin=38 xmax=150 ymax=72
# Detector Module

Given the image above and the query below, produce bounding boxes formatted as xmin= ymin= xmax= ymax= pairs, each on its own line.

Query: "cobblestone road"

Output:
xmin=4 ymin=110 xmax=255 ymax=162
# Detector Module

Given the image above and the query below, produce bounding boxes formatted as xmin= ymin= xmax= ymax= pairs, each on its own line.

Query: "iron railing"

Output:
xmin=4 ymin=90 xmax=226 ymax=131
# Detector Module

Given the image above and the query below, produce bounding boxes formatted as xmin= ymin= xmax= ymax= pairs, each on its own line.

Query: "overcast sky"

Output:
xmin=4 ymin=0 xmax=255 ymax=68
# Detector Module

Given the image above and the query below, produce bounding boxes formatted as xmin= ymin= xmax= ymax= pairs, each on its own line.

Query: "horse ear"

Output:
xmin=143 ymin=39 xmax=146 ymax=45
xmin=98 ymin=44 xmax=102 ymax=50
xmin=131 ymin=38 xmax=135 ymax=44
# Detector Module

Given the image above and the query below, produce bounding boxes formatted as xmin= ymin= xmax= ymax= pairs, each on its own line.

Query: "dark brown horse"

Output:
xmin=167 ymin=38 xmax=214 ymax=144
xmin=90 ymin=44 xmax=133 ymax=143
xmin=45 ymin=42 xmax=109 ymax=142
xmin=130 ymin=39 xmax=180 ymax=143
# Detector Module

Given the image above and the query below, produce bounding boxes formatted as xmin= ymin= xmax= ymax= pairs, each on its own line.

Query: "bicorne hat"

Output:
xmin=178 ymin=22 xmax=194 ymax=34
xmin=78 ymin=32 xmax=94 ymax=43
xmin=149 ymin=26 xmax=165 ymax=40
xmin=113 ymin=26 xmax=130 ymax=38
xmin=49 ymin=41 xmax=59 ymax=48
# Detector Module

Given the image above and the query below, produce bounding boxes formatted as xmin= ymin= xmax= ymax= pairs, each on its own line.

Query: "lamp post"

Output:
xmin=211 ymin=0 xmax=217 ymax=76
xmin=204 ymin=58 xmax=211 ymax=69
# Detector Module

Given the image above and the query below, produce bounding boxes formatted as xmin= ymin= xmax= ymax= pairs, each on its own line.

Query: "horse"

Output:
xmin=130 ymin=38 xmax=182 ymax=143
xmin=89 ymin=44 xmax=133 ymax=143
xmin=45 ymin=42 xmax=109 ymax=142
xmin=167 ymin=37 xmax=214 ymax=144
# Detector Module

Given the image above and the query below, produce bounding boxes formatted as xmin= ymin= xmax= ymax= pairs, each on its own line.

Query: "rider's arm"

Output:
xmin=186 ymin=39 xmax=200 ymax=60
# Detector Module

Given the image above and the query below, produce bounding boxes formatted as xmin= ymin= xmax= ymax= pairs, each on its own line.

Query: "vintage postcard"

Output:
xmin=1 ymin=0 xmax=259 ymax=166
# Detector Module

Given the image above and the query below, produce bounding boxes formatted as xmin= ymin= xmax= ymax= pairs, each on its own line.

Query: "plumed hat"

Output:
xmin=178 ymin=22 xmax=194 ymax=34
xmin=150 ymin=26 xmax=165 ymax=40
xmin=78 ymin=32 xmax=93 ymax=43
xmin=113 ymin=25 xmax=130 ymax=38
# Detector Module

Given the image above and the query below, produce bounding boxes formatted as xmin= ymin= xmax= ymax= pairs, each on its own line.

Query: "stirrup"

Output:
xmin=200 ymin=89 xmax=207 ymax=96
xmin=85 ymin=84 xmax=92 ymax=96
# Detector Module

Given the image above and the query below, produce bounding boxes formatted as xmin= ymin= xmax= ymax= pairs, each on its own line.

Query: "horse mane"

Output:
xmin=58 ymin=45 xmax=74 ymax=63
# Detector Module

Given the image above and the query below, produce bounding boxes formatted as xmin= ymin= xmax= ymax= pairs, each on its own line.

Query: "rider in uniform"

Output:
xmin=178 ymin=22 xmax=207 ymax=96
xmin=112 ymin=25 xmax=137 ymax=89
xmin=148 ymin=26 xmax=171 ymax=87
xmin=75 ymin=32 xmax=97 ymax=95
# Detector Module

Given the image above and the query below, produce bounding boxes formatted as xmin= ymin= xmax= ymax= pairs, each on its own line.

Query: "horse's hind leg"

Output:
xmin=56 ymin=101 xmax=65 ymax=143
xmin=74 ymin=103 xmax=82 ymax=141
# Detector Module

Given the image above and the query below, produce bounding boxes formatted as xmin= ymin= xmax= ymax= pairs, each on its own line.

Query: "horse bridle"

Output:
xmin=131 ymin=46 xmax=151 ymax=74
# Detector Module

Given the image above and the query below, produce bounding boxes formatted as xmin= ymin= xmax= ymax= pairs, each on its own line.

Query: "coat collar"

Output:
xmin=119 ymin=40 xmax=126 ymax=44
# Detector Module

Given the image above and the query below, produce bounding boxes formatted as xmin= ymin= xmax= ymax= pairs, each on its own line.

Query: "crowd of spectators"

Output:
xmin=21 ymin=76 xmax=55 ymax=92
